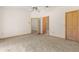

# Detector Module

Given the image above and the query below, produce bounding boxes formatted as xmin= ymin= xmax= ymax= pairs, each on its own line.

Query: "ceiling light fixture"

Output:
xmin=32 ymin=6 xmax=49 ymax=12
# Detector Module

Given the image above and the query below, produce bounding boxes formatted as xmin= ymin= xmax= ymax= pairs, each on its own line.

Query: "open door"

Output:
xmin=43 ymin=16 xmax=46 ymax=34
xmin=42 ymin=16 xmax=49 ymax=34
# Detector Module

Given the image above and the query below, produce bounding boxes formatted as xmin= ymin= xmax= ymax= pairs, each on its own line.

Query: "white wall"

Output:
xmin=0 ymin=8 xmax=1 ymax=37
xmin=1 ymin=7 xmax=31 ymax=38
xmin=0 ymin=7 xmax=3 ymax=38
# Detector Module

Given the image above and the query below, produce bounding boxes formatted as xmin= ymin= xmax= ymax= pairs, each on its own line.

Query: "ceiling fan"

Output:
xmin=32 ymin=6 xmax=49 ymax=12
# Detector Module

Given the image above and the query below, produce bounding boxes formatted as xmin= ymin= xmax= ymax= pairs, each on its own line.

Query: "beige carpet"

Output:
xmin=0 ymin=34 xmax=79 ymax=52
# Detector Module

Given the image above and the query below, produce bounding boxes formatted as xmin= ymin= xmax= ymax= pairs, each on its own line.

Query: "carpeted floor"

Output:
xmin=0 ymin=34 xmax=79 ymax=52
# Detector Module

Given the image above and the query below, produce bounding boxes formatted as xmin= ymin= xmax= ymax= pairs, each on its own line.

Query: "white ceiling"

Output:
xmin=0 ymin=6 xmax=57 ymax=12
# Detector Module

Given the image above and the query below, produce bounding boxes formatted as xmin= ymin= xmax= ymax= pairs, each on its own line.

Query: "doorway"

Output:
xmin=31 ymin=18 xmax=40 ymax=34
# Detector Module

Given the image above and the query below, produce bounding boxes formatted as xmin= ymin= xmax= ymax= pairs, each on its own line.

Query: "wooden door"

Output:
xmin=77 ymin=13 xmax=79 ymax=41
xmin=43 ymin=16 xmax=47 ymax=34
xmin=66 ymin=12 xmax=73 ymax=40
xmin=66 ymin=10 xmax=78 ymax=41
xmin=72 ymin=11 xmax=78 ymax=41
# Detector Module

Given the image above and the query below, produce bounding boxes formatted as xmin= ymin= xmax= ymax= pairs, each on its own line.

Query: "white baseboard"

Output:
xmin=49 ymin=33 xmax=65 ymax=39
xmin=0 ymin=32 xmax=31 ymax=39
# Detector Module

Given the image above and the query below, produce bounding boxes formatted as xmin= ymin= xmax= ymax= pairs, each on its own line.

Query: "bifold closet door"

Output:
xmin=72 ymin=11 xmax=78 ymax=41
xmin=66 ymin=12 xmax=73 ymax=40
xmin=66 ymin=11 xmax=78 ymax=41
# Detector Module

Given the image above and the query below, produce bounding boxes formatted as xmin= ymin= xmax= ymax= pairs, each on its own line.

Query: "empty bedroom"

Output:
xmin=0 ymin=6 xmax=79 ymax=52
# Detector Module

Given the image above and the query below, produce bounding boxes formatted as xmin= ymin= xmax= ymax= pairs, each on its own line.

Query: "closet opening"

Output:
xmin=31 ymin=16 xmax=49 ymax=35
xmin=31 ymin=18 xmax=40 ymax=34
